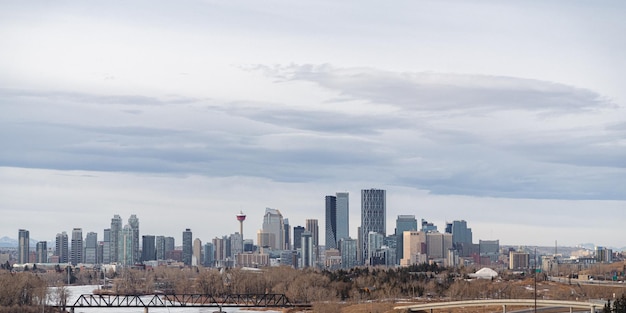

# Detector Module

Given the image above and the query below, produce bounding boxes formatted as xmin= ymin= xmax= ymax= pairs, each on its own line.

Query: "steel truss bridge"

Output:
xmin=395 ymin=299 xmax=604 ymax=313
xmin=54 ymin=293 xmax=310 ymax=312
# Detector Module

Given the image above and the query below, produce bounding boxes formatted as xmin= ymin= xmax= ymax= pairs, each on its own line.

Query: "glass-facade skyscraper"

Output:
xmin=71 ymin=228 xmax=83 ymax=265
xmin=183 ymin=228 xmax=192 ymax=266
xmin=18 ymin=229 xmax=29 ymax=264
xmin=361 ymin=188 xmax=386 ymax=265
xmin=55 ymin=231 xmax=69 ymax=263
xmin=336 ymin=192 xmax=349 ymax=242
xmin=395 ymin=215 xmax=417 ymax=264
xmin=141 ymin=235 xmax=156 ymax=262
xmin=325 ymin=195 xmax=337 ymax=249
xmin=84 ymin=232 xmax=98 ymax=264
xmin=128 ymin=215 xmax=140 ymax=263
xmin=110 ymin=215 xmax=122 ymax=263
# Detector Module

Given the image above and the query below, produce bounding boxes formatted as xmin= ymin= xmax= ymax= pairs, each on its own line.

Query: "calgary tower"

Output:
xmin=236 ymin=210 xmax=246 ymax=240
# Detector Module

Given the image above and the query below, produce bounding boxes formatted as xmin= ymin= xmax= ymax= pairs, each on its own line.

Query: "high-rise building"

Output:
xmin=293 ymin=226 xmax=305 ymax=250
xmin=395 ymin=215 xmax=417 ymax=264
xmin=128 ymin=215 xmax=140 ymax=263
xmin=446 ymin=220 xmax=473 ymax=257
xmin=203 ymin=242 xmax=214 ymax=267
xmin=262 ymin=208 xmax=284 ymax=250
xmin=182 ymin=228 xmax=193 ymax=266
xmin=336 ymin=192 xmax=349 ymax=242
xmin=36 ymin=241 xmax=47 ymax=263
xmin=110 ymin=215 xmax=122 ymax=263
xmin=164 ymin=237 xmax=175 ymax=259
xmin=340 ymin=238 xmax=358 ymax=269
xmin=213 ymin=237 xmax=226 ymax=262
xmin=84 ymin=232 xmax=98 ymax=264
xmin=421 ymin=219 xmax=437 ymax=232
xmin=283 ymin=218 xmax=291 ymax=250
xmin=55 ymin=231 xmax=69 ymax=263
xmin=141 ymin=235 xmax=156 ymax=262
xmin=301 ymin=231 xmax=313 ymax=268
xmin=193 ymin=238 xmax=202 ymax=266
xmin=367 ymin=231 xmax=384 ymax=263
xmin=305 ymin=219 xmax=319 ymax=263
xmin=102 ymin=229 xmax=111 ymax=264
xmin=18 ymin=229 xmax=29 ymax=264
xmin=479 ymin=239 xmax=500 ymax=263
xmin=119 ymin=225 xmax=134 ymax=266
xmin=71 ymin=228 xmax=83 ymax=265
xmin=509 ymin=251 xmax=530 ymax=270
xmin=361 ymin=189 xmax=386 ymax=264
xmin=426 ymin=232 xmax=453 ymax=259
xmin=325 ymin=195 xmax=337 ymax=249
xmin=230 ymin=233 xmax=243 ymax=258
xmin=155 ymin=236 xmax=165 ymax=260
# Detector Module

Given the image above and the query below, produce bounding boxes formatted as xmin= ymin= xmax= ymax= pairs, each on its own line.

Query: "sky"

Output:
xmin=1 ymin=0 xmax=625 ymax=249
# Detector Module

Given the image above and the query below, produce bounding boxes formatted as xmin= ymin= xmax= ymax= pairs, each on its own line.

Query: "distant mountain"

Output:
xmin=0 ymin=236 xmax=18 ymax=248
xmin=0 ymin=236 xmax=43 ymax=248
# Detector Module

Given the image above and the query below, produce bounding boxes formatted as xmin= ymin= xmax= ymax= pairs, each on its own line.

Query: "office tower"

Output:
xmin=110 ymin=215 xmax=122 ymax=263
xmin=261 ymin=208 xmax=284 ymax=250
xmin=182 ymin=228 xmax=192 ymax=266
xmin=230 ymin=233 xmax=243 ymax=258
xmin=357 ymin=226 xmax=362 ymax=264
xmin=128 ymin=215 xmax=140 ymax=263
xmin=243 ymin=239 xmax=254 ymax=253
xmin=401 ymin=231 xmax=427 ymax=266
xmin=479 ymin=239 xmax=500 ymax=263
xmin=305 ymin=219 xmax=319 ymax=263
xmin=301 ymin=231 xmax=313 ymax=268
xmin=71 ymin=228 xmax=83 ymax=265
xmin=446 ymin=220 xmax=473 ymax=257
xmin=361 ymin=188 xmax=386 ymax=264
xmin=325 ymin=195 xmax=337 ymax=249
xmin=36 ymin=241 xmax=47 ymax=263
xmin=426 ymin=232 xmax=453 ymax=259
xmin=55 ymin=231 xmax=69 ymax=263
xmin=84 ymin=232 xmax=98 ymax=264
xmin=283 ymin=218 xmax=291 ymax=250
xmin=141 ymin=235 xmax=156 ymax=262
xmin=119 ymin=225 xmax=134 ymax=266
xmin=421 ymin=219 xmax=437 ymax=232
xmin=213 ymin=237 xmax=226 ymax=262
xmin=18 ymin=229 xmax=29 ymax=264
xmin=97 ymin=242 xmax=104 ymax=264
xmin=164 ymin=237 xmax=175 ymax=259
xmin=102 ymin=229 xmax=111 ymax=264
xmin=193 ymin=238 xmax=202 ymax=266
xmin=203 ymin=242 xmax=215 ymax=267
xmin=395 ymin=215 xmax=417 ymax=264
xmin=293 ymin=226 xmax=305 ymax=250
xmin=336 ymin=192 xmax=349 ymax=242
xmin=340 ymin=238 xmax=358 ymax=269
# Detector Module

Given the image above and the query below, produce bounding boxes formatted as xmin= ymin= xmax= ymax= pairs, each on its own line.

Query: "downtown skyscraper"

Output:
xmin=18 ymin=229 xmax=29 ymax=264
xmin=110 ymin=215 xmax=122 ymax=263
xmin=183 ymin=228 xmax=192 ymax=266
xmin=55 ymin=231 xmax=69 ymax=263
xmin=325 ymin=192 xmax=350 ymax=250
xmin=361 ymin=189 xmax=386 ymax=265
xmin=71 ymin=228 xmax=83 ymax=265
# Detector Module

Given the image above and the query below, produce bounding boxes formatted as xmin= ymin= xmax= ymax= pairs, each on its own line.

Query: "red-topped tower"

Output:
xmin=236 ymin=211 xmax=246 ymax=239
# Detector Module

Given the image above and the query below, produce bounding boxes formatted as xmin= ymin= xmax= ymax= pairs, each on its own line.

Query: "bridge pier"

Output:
xmin=502 ymin=304 xmax=506 ymax=313
xmin=144 ymin=307 xmax=149 ymax=313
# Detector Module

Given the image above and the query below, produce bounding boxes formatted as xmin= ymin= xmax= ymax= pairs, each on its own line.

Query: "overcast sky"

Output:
xmin=1 ymin=0 xmax=625 ymax=249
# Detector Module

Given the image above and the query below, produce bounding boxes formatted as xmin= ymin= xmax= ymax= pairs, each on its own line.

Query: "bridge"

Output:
xmin=394 ymin=299 xmax=604 ymax=313
xmin=53 ymin=293 xmax=311 ymax=312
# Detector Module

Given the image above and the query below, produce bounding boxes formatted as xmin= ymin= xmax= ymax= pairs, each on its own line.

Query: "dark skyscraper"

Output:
xmin=325 ymin=195 xmax=337 ymax=249
xmin=84 ymin=232 xmax=98 ymax=264
xmin=361 ymin=188 xmax=386 ymax=265
xmin=293 ymin=226 xmax=305 ymax=250
xmin=141 ymin=235 xmax=156 ymax=262
xmin=182 ymin=229 xmax=192 ymax=266
xmin=336 ymin=192 xmax=349 ymax=242
xmin=36 ymin=241 xmax=47 ymax=263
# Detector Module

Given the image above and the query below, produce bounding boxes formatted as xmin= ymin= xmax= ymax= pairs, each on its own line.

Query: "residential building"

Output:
xmin=55 ymin=231 xmax=69 ymax=263
xmin=155 ymin=236 xmax=165 ymax=260
xmin=119 ymin=225 xmax=135 ymax=266
xmin=110 ymin=215 xmax=122 ymax=263
xmin=340 ymin=238 xmax=358 ymax=269
xmin=102 ymin=229 xmax=111 ymax=264
xmin=509 ymin=251 xmax=530 ymax=270
xmin=203 ymin=242 xmax=214 ymax=267
xmin=128 ymin=215 xmax=140 ymax=263
xmin=301 ymin=231 xmax=313 ymax=268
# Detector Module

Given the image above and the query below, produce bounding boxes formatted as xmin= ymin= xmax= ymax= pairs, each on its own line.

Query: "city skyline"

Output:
xmin=1 ymin=1 xmax=625 ymax=248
